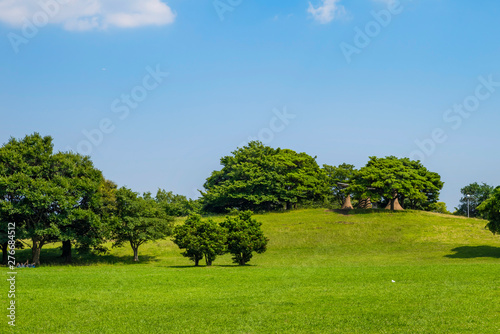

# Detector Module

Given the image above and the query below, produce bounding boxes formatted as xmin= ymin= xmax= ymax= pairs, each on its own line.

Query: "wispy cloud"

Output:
xmin=0 ymin=0 xmax=176 ymax=31
xmin=307 ymin=0 xmax=346 ymax=24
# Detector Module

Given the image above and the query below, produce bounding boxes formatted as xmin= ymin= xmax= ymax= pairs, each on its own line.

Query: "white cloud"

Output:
xmin=307 ymin=0 xmax=346 ymax=24
xmin=0 ymin=0 xmax=176 ymax=31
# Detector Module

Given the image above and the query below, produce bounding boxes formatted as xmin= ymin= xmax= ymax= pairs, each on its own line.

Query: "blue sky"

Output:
xmin=1 ymin=0 xmax=499 ymax=210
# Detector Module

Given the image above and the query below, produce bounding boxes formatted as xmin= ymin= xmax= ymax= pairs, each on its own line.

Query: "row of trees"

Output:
xmin=173 ymin=211 xmax=268 ymax=266
xmin=201 ymin=141 xmax=444 ymax=213
xmin=0 ymin=133 xmax=197 ymax=265
xmin=4 ymin=133 xmax=496 ymax=265
xmin=0 ymin=134 xmax=272 ymax=266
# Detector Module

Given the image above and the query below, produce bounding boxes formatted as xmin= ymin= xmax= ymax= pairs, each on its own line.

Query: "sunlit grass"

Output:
xmin=3 ymin=209 xmax=500 ymax=333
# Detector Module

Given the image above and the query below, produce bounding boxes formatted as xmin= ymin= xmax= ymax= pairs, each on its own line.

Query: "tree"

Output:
xmin=52 ymin=152 xmax=107 ymax=263
xmin=478 ymin=187 xmax=500 ymax=234
xmin=173 ymin=214 xmax=226 ymax=266
xmin=0 ymin=133 xmax=70 ymax=265
xmin=323 ymin=163 xmax=356 ymax=208
xmin=202 ymin=141 xmax=328 ymax=213
xmin=154 ymin=189 xmax=199 ymax=217
xmin=350 ymin=156 xmax=443 ymax=211
xmin=220 ymin=211 xmax=268 ymax=265
xmin=429 ymin=202 xmax=451 ymax=215
xmin=455 ymin=182 xmax=494 ymax=218
xmin=0 ymin=134 xmax=112 ymax=265
xmin=112 ymin=187 xmax=174 ymax=262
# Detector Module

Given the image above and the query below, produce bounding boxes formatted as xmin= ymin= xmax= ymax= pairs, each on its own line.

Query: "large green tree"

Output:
xmin=0 ymin=134 xmax=110 ymax=265
xmin=0 ymin=134 xmax=69 ymax=265
xmin=112 ymin=187 xmax=173 ymax=262
xmin=478 ymin=187 xmax=500 ymax=234
xmin=173 ymin=214 xmax=227 ymax=266
xmin=220 ymin=211 xmax=268 ymax=265
xmin=202 ymin=141 xmax=328 ymax=213
xmin=349 ymin=156 xmax=443 ymax=210
xmin=455 ymin=182 xmax=494 ymax=218
xmin=53 ymin=152 xmax=108 ymax=263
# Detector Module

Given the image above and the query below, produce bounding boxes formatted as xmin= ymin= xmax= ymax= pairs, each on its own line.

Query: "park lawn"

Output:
xmin=3 ymin=209 xmax=500 ymax=333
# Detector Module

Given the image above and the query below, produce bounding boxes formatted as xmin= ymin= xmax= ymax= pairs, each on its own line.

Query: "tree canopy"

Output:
xmin=112 ymin=187 xmax=174 ymax=262
xmin=455 ymin=182 xmax=494 ymax=218
xmin=478 ymin=187 xmax=500 ymax=235
xmin=201 ymin=141 xmax=328 ymax=213
xmin=52 ymin=151 xmax=107 ymax=262
xmin=154 ymin=189 xmax=199 ymax=217
xmin=220 ymin=211 xmax=268 ymax=265
xmin=173 ymin=214 xmax=227 ymax=266
xmin=0 ymin=133 xmax=108 ymax=265
xmin=349 ymin=156 xmax=443 ymax=210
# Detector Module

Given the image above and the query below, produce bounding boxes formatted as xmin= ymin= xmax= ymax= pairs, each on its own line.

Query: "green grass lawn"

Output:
xmin=3 ymin=209 xmax=500 ymax=333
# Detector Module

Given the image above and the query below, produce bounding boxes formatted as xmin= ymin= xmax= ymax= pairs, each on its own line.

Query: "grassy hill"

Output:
xmin=4 ymin=209 xmax=500 ymax=333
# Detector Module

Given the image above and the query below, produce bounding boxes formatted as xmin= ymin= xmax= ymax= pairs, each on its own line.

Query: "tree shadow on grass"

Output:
xmin=167 ymin=264 xmax=254 ymax=269
xmin=9 ymin=247 xmax=161 ymax=267
xmin=445 ymin=246 xmax=500 ymax=259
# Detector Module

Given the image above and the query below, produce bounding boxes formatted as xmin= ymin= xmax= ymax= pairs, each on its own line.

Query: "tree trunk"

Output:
xmin=390 ymin=190 xmax=397 ymax=211
xmin=32 ymin=237 xmax=43 ymax=266
xmin=341 ymin=195 xmax=353 ymax=210
xmin=205 ymin=255 xmax=212 ymax=266
xmin=194 ymin=258 xmax=199 ymax=266
xmin=130 ymin=241 xmax=140 ymax=262
xmin=385 ymin=192 xmax=404 ymax=211
xmin=61 ymin=240 xmax=72 ymax=263
xmin=133 ymin=247 xmax=139 ymax=262
xmin=1 ymin=242 xmax=8 ymax=265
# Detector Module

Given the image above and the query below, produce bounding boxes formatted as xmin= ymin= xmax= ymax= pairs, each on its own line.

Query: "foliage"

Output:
xmin=455 ymin=182 xmax=494 ymax=218
xmin=322 ymin=163 xmax=356 ymax=207
xmin=154 ymin=189 xmax=200 ymax=217
xmin=428 ymin=202 xmax=451 ymax=215
xmin=112 ymin=187 xmax=174 ymax=261
xmin=52 ymin=151 xmax=108 ymax=261
xmin=0 ymin=133 xmax=111 ymax=265
xmin=349 ymin=156 xmax=443 ymax=210
xmin=201 ymin=141 xmax=328 ymax=213
xmin=478 ymin=187 xmax=500 ymax=234
xmin=173 ymin=214 xmax=226 ymax=266
xmin=0 ymin=134 xmax=102 ymax=265
xmin=220 ymin=211 xmax=268 ymax=265
xmin=0 ymin=134 xmax=55 ymax=265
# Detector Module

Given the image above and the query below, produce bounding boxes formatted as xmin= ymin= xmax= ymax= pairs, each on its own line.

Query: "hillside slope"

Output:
xmin=8 ymin=209 xmax=500 ymax=334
